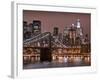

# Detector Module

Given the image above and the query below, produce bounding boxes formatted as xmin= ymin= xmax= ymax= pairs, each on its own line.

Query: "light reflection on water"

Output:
xmin=52 ymin=56 xmax=90 ymax=63
xmin=23 ymin=56 xmax=91 ymax=69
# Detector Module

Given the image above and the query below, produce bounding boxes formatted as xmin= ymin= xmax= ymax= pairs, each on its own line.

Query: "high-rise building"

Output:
xmin=76 ymin=19 xmax=81 ymax=28
xmin=33 ymin=20 xmax=41 ymax=35
xmin=53 ymin=27 xmax=59 ymax=36
xmin=76 ymin=19 xmax=83 ymax=45
xmin=76 ymin=19 xmax=83 ymax=36
xmin=63 ymin=27 xmax=69 ymax=36
xmin=23 ymin=21 xmax=32 ymax=39
xmin=23 ymin=21 xmax=28 ymax=34
xmin=28 ymin=23 xmax=33 ymax=33
xmin=69 ymin=24 xmax=77 ymax=45
xmin=63 ymin=27 xmax=70 ymax=45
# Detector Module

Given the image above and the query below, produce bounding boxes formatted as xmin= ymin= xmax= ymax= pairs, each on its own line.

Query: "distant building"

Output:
xmin=33 ymin=20 xmax=41 ymax=35
xmin=62 ymin=19 xmax=84 ymax=46
xmin=28 ymin=23 xmax=33 ymax=33
xmin=53 ymin=27 xmax=59 ymax=36
xmin=23 ymin=21 xmax=28 ymax=34
xmin=70 ymin=24 xmax=77 ymax=45
xmin=76 ymin=19 xmax=81 ymax=28
xmin=23 ymin=21 xmax=32 ymax=39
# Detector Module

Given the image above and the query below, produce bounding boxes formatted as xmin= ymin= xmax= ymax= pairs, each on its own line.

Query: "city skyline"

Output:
xmin=23 ymin=10 xmax=91 ymax=39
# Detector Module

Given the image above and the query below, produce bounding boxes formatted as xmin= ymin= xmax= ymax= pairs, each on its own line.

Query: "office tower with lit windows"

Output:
xmin=53 ymin=27 xmax=59 ymax=36
xmin=63 ymin=27 xmax=70 ymax=46
xmin=32 ymin=20 xmax=41 ymax=35
xmin=68 ymin=23 xmax=77 ymax=45
xmin=23 ymin=21 xmax=32 ymax=39
xmin=76 ymin=19 xmax=83 ymax=45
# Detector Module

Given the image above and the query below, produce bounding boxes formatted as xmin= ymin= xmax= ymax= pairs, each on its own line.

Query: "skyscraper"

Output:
xmin=33 ymin=20 xmax=41 ymax=35
xmin=53 ymin=27 xmax=59 ymax=36
xmin=76 ymin=19 xmax=81 ymax=28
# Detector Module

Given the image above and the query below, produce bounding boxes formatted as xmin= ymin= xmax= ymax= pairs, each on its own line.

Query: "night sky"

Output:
xmin=23 ymin=10 xmax=91 ymax=40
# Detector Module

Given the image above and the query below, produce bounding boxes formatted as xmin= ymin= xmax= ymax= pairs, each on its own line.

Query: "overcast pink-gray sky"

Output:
xmin=23 ymin=10 xmax=91 ymax=39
